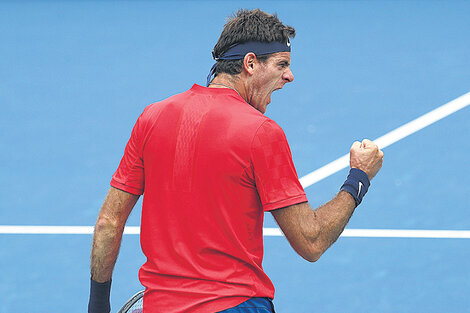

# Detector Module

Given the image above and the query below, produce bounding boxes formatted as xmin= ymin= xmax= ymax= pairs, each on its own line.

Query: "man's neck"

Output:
xmin=209 ymin=74 xmax=249 ymax=103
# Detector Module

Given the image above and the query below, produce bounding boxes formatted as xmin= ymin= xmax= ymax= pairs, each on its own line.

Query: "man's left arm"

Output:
xmin=89 ymin=187 xmax=140 ymax=313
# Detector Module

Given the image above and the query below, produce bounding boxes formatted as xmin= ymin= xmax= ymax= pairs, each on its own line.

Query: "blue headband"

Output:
xmin=206 ymin=40 xmax=291 ymax=86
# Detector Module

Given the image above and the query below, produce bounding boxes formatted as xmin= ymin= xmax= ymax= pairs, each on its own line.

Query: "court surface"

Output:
xmin=1 ymin=1 xmax=469 ymax=312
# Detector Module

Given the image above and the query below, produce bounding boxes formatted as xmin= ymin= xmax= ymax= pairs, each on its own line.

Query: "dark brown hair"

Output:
xmin=212 ymin=9 xmax=296 ymax=77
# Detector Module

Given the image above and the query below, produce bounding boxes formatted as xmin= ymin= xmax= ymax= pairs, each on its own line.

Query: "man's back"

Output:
xmin=111 ymin=84 xmax=306 ymax=312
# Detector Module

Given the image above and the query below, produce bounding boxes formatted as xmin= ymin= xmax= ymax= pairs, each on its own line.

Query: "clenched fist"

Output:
xmin=349 ymin=139 xmax=384 ymax=180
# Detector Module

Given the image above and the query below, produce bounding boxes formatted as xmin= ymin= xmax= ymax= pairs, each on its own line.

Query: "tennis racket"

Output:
xmin=117 ymin=290 xmax=144 ymax=313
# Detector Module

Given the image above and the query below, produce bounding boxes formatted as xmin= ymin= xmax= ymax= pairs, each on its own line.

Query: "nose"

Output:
xmin=283 ymin=67 xmax=294 ymax=83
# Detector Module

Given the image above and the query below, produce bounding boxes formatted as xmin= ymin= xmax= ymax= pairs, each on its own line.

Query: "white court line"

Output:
xmin=0 ymin=226 xmax=138 ymax=235
xmin=299 ymin=92 xmax=470 ymax=188
xmin=1 ymin=226 xmax=469 ymax=238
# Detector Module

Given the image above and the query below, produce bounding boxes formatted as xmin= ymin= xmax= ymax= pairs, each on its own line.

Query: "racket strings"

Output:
xmin=127 ymin=298 xmax=143 ymax=313
xmin=118 ymin=291 xmax=144 ymax=313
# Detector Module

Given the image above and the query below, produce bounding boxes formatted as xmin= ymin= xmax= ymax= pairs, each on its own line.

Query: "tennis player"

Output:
xmin=88 ymin=9 xmax=384 ymax=313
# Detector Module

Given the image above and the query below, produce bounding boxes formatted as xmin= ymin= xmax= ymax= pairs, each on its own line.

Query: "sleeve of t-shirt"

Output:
xmin=251 ymin=119 xmax=308 ymax=212
xmin=110 ymin=112 xmax=146 ymax=195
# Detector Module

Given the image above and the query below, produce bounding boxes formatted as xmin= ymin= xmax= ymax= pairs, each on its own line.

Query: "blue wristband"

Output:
xmin=88 ymin=279 xmax=111 ymax=313
xmin=340 ymin=168 xmax=370 ymax=206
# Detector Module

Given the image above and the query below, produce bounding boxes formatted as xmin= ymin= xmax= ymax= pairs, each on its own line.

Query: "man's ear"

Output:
xmin=242 ymin=53 xmax=257 ymax=76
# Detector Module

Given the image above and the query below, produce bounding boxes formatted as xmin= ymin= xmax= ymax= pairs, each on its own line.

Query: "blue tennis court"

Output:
xmin=1 ymin=1 xmax=469 ymax=312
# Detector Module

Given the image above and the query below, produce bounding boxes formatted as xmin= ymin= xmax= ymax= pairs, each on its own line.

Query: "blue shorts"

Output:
xmin=218 ymin=297 xmax=276 ymax=313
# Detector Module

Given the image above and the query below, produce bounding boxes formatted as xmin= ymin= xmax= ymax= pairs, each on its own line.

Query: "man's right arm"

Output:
xmin=88 ymin=187 xmax=140 ymax=313
xmin=271 ymin=139 xmax=384 ymax=262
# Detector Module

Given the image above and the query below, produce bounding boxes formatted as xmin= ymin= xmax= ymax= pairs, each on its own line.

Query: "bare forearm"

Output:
xmin=271 ymin=191 xmax=355 ymax=262
xmin=273 ymin=139 xmax=383 ymax=262
xmin=90 ymin=220 xmax=125 ymax=282
xmin=308 ymin=139 xmax=383 ymax=257
xmin=90 ymin=187 xmax=139 ymax=282
xmin=310 ymin=190 xmax=356 ymax=254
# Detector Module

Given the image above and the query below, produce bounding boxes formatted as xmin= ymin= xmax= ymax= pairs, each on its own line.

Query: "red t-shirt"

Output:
xmin=111 ymin=84 xmax=307 ymax=313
